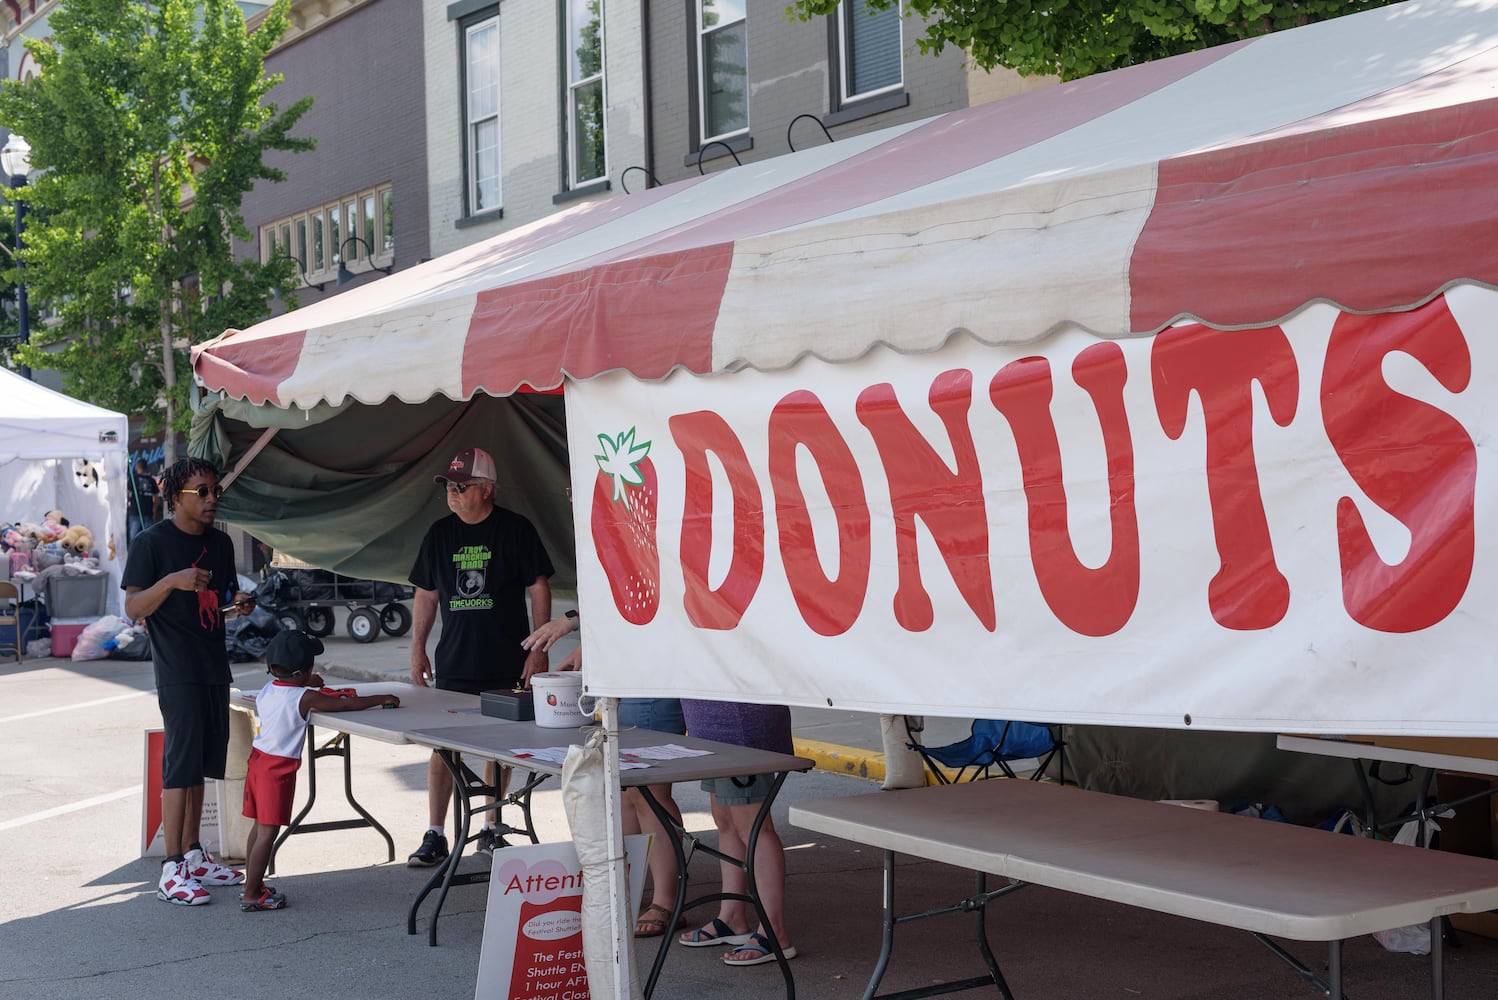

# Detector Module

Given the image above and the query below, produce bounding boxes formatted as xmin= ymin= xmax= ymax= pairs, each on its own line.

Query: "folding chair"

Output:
xmin=0 ymin=581 xmax=22 ymax=663
xmin=905 ymin=716 xmax=1065 ymax=785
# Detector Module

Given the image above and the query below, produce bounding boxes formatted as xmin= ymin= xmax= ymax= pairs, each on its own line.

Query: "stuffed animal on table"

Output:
xmin=1 ymin=525 xmax=22 ymax=551
xmin=60 ymin=524 xmax=93 ymax=556
xmin=38 ymin=516 xmax=65 ymax=544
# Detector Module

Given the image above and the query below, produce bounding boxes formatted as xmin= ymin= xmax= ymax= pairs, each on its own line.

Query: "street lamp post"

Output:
xmin=1 ymin=134 xmax=32 ymax=380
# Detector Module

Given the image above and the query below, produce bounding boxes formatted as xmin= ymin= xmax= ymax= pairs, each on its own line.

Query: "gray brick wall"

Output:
xmin=643 ymin=2 xmax=974 ymax=188
xmin=242 ymin=0 xmax=430 ymax=301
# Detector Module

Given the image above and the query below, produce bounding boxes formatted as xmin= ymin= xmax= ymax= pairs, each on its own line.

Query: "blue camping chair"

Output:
xmin=905 ymin=717 xmax=1066 ymax=785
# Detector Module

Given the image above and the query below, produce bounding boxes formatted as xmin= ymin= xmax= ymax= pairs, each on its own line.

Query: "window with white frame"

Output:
xmin=465 ymin=14 xmax=502 ymax=214
xmin=697 ymin=0 xmax=747 ymax=143
xmin=260 ymin=183 xmax=394 ymax=284
xmin=567 ymin=0 xmax=606 ymax=187
xmin=839 ymin=0 xmax=901 ymax=104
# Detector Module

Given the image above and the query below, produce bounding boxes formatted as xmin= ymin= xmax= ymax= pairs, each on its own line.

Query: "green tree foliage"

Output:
xmin=788 ymin=0 xmax=1403 ymax=81
xmin=0 ymin=0 xmax=312 ymax=447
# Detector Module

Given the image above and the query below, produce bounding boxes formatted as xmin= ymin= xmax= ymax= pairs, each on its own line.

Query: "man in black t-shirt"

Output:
xmin=406 ymin=446 xmax=553 ymax=866
xmin=123 ymin=458 xmax=256 ymax=905
xmin=129 ymin=459 xmax=161 ymax=541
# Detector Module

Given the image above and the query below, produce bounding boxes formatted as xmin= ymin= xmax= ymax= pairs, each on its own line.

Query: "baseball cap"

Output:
xmin=434 ymin=447 xmax=497 ymax=485
xmin=265 ymin=630 xmax=325 ymax=673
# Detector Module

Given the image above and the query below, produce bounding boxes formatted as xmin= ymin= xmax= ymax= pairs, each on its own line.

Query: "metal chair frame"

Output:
xmin=0 ymin=580 xmax=23 ymax=663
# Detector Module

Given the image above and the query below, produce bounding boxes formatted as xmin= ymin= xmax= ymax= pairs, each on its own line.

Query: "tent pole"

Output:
xmin=219 ymin=425 xmax=279 ymax=491
xmin=599 ymin=696 xmax=637 ymax=999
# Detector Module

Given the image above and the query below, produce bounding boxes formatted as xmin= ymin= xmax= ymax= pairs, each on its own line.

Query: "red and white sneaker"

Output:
xmin=184 ymin=846 xmax=244 ymax=886
xmin=157 ymin=859 xmax=211 ymax=906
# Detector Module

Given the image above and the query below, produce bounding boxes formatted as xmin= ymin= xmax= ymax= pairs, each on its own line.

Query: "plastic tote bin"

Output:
xmin=43 ymin=575 xmax=108 ymax=618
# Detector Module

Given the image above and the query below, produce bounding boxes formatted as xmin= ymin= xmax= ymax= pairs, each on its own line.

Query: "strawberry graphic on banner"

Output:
xmin=591 ymin=428 xmax=660 ymax=625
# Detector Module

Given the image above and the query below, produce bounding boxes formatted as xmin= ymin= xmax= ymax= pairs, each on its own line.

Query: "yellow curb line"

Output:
xmin=794 ymin=738 xmax=887 ymax=784
xmin=793 ymin=738 xmax=989 ymax=786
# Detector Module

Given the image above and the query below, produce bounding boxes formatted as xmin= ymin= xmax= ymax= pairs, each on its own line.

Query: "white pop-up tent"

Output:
xmin=0 ymin=367 xmax=128 ymax=610
xmin=191 ymin=2 xmax=1498 ymax=993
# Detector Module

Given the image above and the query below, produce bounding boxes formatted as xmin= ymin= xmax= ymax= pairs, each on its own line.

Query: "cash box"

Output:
xmin=481 ymin=688 xmax=534 ymax=721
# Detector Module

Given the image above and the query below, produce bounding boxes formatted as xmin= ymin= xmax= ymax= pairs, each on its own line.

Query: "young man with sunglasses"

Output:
xmin=406 ymin=447 xmax=554 ymax=865
xmin=123 ymin=457 xmax=257 ymax=904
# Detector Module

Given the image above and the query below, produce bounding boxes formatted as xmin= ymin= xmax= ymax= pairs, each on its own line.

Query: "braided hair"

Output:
xmin=160 ymin=457 xmax=220 ymax=515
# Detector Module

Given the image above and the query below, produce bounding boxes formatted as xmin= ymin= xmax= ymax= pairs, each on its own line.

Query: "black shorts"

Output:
xmin=157 ymin=684 xmax=230 ymax=788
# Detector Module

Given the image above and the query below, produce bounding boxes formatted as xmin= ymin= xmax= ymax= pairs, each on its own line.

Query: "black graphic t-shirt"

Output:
xmin=121 ymin=520 xmax=237 ymax=687
xmin=408 ymin=507 xmax=554 ymax=687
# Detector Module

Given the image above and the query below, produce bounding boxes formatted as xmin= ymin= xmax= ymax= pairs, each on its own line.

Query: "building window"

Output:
xmin=697 ymin=0 xmax=747 ymax=143
xmin=567 ymin=0 xmax=606 ymax=187
xmin=259 ymin=183 xmax=395 ymax=284
xmin=465 ymin=15 xmax=502 ymax=214
xmin=839 ymin=0 xmax=901 ymax=104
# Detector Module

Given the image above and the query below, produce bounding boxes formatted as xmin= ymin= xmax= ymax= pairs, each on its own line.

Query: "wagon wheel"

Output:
xmin=277 ymin=608 xmax=307 ymax=634
xmin=347 ymin=607 xmax=380 ymax=643
xmin=380 ymin=602 xmax=412 ymax=637
xmin=304 ymin=606 xmax=335 ymax=638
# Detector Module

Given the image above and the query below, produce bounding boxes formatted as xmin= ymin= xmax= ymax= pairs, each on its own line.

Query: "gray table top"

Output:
xmin=232 ymin=682 xmax=489 ymax=744
xmin=791 ymin=779 xmax=1498 ymax=941
xmin=405 ymin=721 xmax=814 ymax=786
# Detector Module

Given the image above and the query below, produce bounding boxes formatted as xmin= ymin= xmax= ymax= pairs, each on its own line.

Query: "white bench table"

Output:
xmin=790 ymin=779 xmax=1498 ymax=999
xmin=1277 ymin=734 xmax=1498 ymax=846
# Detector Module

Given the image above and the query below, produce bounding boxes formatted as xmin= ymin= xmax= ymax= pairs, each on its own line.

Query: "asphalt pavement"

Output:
xmin=4 ymin=612 xmax=1498 ymax=999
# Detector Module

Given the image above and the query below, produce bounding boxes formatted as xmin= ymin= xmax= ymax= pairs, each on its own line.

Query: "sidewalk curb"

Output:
xmin=794 ymin=738 xmax=886 ymax=785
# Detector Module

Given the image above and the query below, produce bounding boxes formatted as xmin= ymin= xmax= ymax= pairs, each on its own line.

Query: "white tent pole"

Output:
xmin=598 ymin=696 xmax=637 ymax=1000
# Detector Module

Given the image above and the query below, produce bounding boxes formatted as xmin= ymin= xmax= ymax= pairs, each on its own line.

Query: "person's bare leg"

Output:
xmin=161 ymin=787 xmax=188 ymax=858
xmin=682 ymin=795 xmax=754 ymax=942
xmin=242 ymin=822 xmax=276 ymax=898
xmin=630 ymin=785 xmax=682 ymax=934
xmin=180 ymin=783 xmax=205 ymax=851
xmin=428 ymin=751 xmax=452 ymax=827
xmin=721 ymin=802 xmax=791 ymax=961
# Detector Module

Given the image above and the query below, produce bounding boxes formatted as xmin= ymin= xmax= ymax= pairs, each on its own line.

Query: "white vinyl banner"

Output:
xmin=568 ymin=285 xmax=1498 ymax=735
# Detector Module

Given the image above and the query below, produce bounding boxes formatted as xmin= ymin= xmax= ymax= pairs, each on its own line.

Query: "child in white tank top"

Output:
xmin=240 ymin=630 xmax=399 ymax=911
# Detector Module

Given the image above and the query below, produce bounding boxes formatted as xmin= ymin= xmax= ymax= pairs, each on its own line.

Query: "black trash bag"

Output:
xmin=337 ymin=574 xmax=373 ymax=600
xmin=292 ymin=568 xmax=337 ymax=601
xmin=254 ymin=571 xmax=287 ymax=609
xmin=109 ymin=631 xmax=152 ymax=661
xmin=226 ymin=607 xmax=282 ymax=663
xmin=370 ymin=580 xmax=413 ymax=601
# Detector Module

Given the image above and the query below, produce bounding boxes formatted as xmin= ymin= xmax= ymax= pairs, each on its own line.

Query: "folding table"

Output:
xmin=405 ymin=721 xmax=813 ymax=999
xmin=792 ymin=780 xmax=1498 ymax=1000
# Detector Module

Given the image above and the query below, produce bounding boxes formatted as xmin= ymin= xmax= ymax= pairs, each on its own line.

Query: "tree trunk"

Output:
xmin=161 ymin=303 xmax=176 ymax=467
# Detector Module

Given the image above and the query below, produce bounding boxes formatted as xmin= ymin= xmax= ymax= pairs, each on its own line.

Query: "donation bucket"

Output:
xmin=532 ymin=672 xmax=586 ymax=728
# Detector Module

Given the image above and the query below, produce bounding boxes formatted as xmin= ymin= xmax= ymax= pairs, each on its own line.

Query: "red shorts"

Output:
xmin=242 ymin=747 xmax=301 ymax=826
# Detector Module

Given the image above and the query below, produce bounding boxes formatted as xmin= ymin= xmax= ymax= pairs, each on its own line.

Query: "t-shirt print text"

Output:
xmin=449 ymin=545 xmax=494 ymax=611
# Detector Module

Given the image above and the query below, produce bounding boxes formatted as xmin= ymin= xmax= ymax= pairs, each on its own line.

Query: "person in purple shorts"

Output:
xmin=676 ymin=699 xmax=797 ymax=967
xmin=524 ymin=611 xmax=689 ymax=939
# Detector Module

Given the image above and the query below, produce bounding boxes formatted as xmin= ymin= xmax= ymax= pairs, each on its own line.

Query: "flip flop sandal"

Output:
xmin=634 ymin=902 xmax=684 ymax=938
xmin=679 ymin=917 xmax=752 ymax=948
xmin=723 ymin=933 xmax=798 ymax=967
xmin=240 ymin=887 xmax=287 ymax=912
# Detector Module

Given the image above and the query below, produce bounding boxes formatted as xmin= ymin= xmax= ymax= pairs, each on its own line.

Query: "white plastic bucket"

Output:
xmin=532 ymin=672 xmax=587 ymax=728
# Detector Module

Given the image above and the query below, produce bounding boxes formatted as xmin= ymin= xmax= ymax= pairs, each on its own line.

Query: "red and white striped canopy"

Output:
xmin=194 ymin=0 xmax=1498 ymax=410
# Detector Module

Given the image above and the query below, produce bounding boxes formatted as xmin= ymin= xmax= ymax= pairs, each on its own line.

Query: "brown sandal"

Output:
xmin=635 ymin=902 xmax=683 ymax=938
